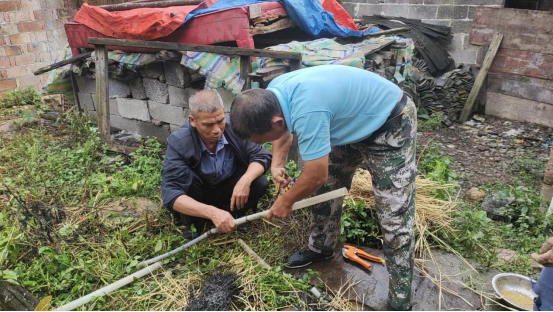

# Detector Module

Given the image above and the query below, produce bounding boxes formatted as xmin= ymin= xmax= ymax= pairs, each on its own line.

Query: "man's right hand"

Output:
xmin=211 ymin=209 xmax=236 ymax=233
xmin=271 ymin=166 xmax=291 ymax=193
xmin=532 ymin=237 xmax=553 ymax=267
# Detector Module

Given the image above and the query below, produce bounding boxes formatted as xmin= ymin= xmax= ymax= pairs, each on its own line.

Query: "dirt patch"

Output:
xmin=418 ymin=115 xmax=553 ymax=191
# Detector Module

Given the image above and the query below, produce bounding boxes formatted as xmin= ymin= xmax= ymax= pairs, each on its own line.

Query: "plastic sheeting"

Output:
xmin=74 ymin=0 xmax=377 ymax=41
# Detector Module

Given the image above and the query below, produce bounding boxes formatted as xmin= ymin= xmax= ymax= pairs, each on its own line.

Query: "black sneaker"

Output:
xmin=285 ymin=248 xmax=334 ymax=268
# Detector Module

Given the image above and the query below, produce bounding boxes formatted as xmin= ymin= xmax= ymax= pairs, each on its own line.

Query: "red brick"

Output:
xmin=20 ymin=0 xmax=42 ymax=11
xmin=14 ymin=54 xmax=35 ymax=66
xmin=9 ymin=33 xmax=33 ymax=45
xmin=0 ymin=36 xmax=4 ymax=46
xmin=17 ymin=75 xmax=42 ymax=89
xmin=0 ymin=79 xmax=17 ymax=92
xmin=6 ymin=66 xmax=30 ymax=78
xmin=27 ymin=42 xmax=48 ymax=53
xmin=7 ymin=11 xmax=32 ymax=23
xmin=0 ymin=69 xmax=7 ymax=79
xmin=2 ymin=45 xmax=23 ymax=56
xmin=0 ymin=23 xmax=19 ymax=36
xmin=9 ymin=57 xmax=15 ymax=67
xmin=0 ymin=1 xmax=21 ymax=12
xmin=18 ymin=21 xmax=46 ymax=32
xmin=32 ymin=31 xmax=48 ymax=42
xmin=0 ymin=57 xmax=9 ymax=68
xmin=33 ymin=10 xmax=43 ymax=20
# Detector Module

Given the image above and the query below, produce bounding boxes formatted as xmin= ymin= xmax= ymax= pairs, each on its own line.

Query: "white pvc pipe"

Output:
xmin=137 ymin=187 xmax=348 ymax=268
xmin=56 ymin=188 xmax=348 ymax=311
xmin=55 ymin=261 xmax=162 ymax=311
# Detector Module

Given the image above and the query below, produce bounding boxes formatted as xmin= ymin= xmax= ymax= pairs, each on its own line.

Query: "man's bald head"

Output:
xmin=189 ymin=90 xmax=224 ymax=117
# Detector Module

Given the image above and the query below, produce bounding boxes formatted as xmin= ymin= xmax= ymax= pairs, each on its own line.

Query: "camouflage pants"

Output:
xmin=309 ymin=96 xmax=417 ymax=310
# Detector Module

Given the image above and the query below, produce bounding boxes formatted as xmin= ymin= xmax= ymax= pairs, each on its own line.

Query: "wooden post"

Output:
xmin=95 ymin=45 xmax=110 ymax=141
xmin=240 ymin=55 xmax=252 ymax=91
xmin=69 ymin=68 xmax=82 ymax=112
xmin=459 ymin=33 xmax=503 ymax=122
xmin=289 ymin=58 xmax=301 ymax=71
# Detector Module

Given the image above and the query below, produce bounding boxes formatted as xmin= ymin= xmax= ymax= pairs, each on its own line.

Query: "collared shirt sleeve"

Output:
xmin=292 ymin=111 xmax=332 ymax=161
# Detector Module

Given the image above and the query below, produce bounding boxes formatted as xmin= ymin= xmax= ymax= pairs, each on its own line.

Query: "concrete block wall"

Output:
xmin=340 ymin=0 xmax=505 ymax=65
xmin=0 ymin=0 xmax=79 ymax=96
xmin=76 ymin=61 xmax=231 ymax=141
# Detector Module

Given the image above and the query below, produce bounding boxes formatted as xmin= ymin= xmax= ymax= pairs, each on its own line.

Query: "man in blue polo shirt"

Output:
xmin=229 ymin=65 xmax=417 ymax=311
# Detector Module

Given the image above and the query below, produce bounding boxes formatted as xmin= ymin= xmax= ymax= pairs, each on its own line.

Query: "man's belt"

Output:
xmin=373 ymin=92 xmax=408 ymax=135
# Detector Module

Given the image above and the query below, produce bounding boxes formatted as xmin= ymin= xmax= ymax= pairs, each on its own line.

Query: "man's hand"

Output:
xmin=211 ymin=209 xmax=236 ymax=233
xmin=271 ymin=166 xmax=291 ymax=193
xmin=532 ymin=237 xmax=553 ymax=267
xmin=266 ymin=197 xmax=293 ymax=222
xmin=231 ymin=177 xmax=251 ymax=211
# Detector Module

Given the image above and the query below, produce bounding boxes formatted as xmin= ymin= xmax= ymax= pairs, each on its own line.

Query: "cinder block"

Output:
xmin=129 ymin=76 xmax=147 ymax=100
xmin=110 ymin=114 xmax=138 ymax=132
xmin=117 ymin=98 xmax=150 ymax=121
xmin=164 ymin=61 xmax=191 ymax=88
xmin=382 ymin=4 xmax=409 ymax=18
xmin=78 ymin=92 xmax=95 ymax=112
xmin=75 ymin=76 xmax=131 ymax=98
xmin=450 ymin=20 xmax=472 ymax=34
xmin=91 ymin=95 xmax=119 ymax=116
xmin=407 ymin=5 xmax=438 ymax=19
xmin=357 ymin=4 xmax=383 ymax=17
xmin=446 ymin=33 xmax=464 ymax=52
xmin=454 ymin=0 xmax=503 ymax=5
xmin=408 ymin=0 xmax=425 ymax=4
xmin=148 ymin=100 xmax=188 ymax=126
xmin=341 ymin=2 xmax=358 ymax=17
xmin=449 ymin=49 xmax=477 ymax=65
xmin=135 ymin=121 xmax=171 ymax=141
xmin=139 ymin=62 xmax=164 ymax=79
xmin=216 ymin=88 xmax=236 ymax=113
xmin=423 ymin=0 xmax=453 ymax=4
xmin=168 ymin=86 xmax=200 ymax=108
xmin=437 ymin=5 xmax=468 ymax=20
xmin=143 ymin=78 xmax=169 ymax=103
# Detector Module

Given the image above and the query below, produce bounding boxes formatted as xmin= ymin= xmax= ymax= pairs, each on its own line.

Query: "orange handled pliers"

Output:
xmin=342 ymin=245 xmax=385 ymax=271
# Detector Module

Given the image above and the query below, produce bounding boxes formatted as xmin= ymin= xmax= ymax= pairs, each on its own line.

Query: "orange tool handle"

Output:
xmin=349 ymin=253 xmax=372 ymax=270
xmin=344 ymin=245 xmax=385 ymax=264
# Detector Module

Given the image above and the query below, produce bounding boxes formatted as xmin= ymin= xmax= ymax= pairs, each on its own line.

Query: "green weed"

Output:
xmin=418 ymin=114 xmax=443 ymax=132
xmin=340 ymin=199 xmax=381 ymax=247
xmin=0 ymin=87 xmax=41 ymax=109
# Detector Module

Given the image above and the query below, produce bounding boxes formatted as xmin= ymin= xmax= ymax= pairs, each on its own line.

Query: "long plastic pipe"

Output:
xmin=56 ymin=188 xmax=348 ymax=311
xmin=137 ymin=187 xmax=348 ymax=268
xmin=55 ymin=261 xmax=162 ymax=311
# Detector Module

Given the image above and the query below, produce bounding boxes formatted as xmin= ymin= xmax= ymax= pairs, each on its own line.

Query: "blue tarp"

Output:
xmin=183 ymin=0 xmax=380 ymax=38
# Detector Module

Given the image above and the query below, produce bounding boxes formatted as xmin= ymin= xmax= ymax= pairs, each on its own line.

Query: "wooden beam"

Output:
xmin=240 ymin=55 xmax=252 ymax=91
xmin=459 ymin=33 xmax=503 ymax=122
xmin=69 ymin=69 xmax=82 ymax=112
xmin=95 ymin=45 xmax=111 ymax=141
xmin=250 ymin=18 xmax=296 ymax=36
xmin=99 ymin=0 xmax=202 ymax=11
xmin=33 ymin=51 xmax=92 ymax=75
xmin=87 ymin=38 xmax=302 ymax=60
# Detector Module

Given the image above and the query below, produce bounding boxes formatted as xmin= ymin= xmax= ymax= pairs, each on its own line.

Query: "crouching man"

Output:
xmin=161 ymin=90 xmax=271 ymax=236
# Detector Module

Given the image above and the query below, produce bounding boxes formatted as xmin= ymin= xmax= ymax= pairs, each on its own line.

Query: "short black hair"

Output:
xmin=230 ymin=89 xmax=281 ymax=139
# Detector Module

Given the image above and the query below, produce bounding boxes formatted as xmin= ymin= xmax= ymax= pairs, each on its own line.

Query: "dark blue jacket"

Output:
xmin=161 ymin=119 xmax=272 ymax=209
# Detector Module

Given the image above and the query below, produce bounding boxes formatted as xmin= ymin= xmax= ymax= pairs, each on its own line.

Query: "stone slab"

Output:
xmin=285 ymin=245 xmax=494 ymax=310
xmin=116 ymin=98 xmax=150 ymax=122
xmin=92 ymin=95 xmax=119 ymax=116
xmin=110 ymin=114 xmax=138 ymax=132
xmin=136 ymin=121 xmax=171 ymax=141
xmin=143 ymin=78 xmax=169 ymax=103
xmin=486 ymin=92 xmax=553 ymax=128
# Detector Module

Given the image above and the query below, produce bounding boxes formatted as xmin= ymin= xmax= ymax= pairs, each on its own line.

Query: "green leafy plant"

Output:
xmin=418 ymin=114 xmax=443 ymax=132
xmin=0 ymin=87 xmax=41 ymax=108
xmin=340 ymin=199 xmax=381 ymax=247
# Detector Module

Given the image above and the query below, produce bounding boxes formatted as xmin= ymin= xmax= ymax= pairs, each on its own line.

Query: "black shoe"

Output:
xmin=183 ymin=226 xmax=199 ymax=241
xmin=285 ymin=248 xmax=334 ymax=268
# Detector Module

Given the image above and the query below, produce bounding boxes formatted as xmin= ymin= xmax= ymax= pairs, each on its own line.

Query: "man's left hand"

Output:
xmin=532 ymin=237 xmax=553 ymax=267
xmin=231 ymin=177 xmax=251 ymax=211
xmin=267 ymin=197 xmax=293 ymax=222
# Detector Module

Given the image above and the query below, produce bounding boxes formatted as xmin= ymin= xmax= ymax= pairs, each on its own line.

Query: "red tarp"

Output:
xmin=73 ymin=0 xmax=358 ymax=41
xmin=74 ymin=3 xmax=198 ymax=40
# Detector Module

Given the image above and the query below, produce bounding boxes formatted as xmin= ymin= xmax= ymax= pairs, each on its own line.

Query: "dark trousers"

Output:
xmin=172 ymin=166 xmax=268 ymax=232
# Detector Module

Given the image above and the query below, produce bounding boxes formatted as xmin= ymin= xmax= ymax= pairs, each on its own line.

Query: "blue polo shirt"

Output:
xmin=198 ymin=134 xmax=235 ymax=185
xmin=267 ymin=65 xmax=402 ymax=161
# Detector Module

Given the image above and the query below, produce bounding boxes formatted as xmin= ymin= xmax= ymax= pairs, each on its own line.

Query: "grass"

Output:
xmin=418 ymin=114 xmax=444 ymax=132
xmin=0 ymin=95 xmax=356 ymax=310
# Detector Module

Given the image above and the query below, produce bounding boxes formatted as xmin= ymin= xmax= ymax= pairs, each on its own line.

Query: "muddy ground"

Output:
xmin=418 ymin=115 xmax=553 ymax=192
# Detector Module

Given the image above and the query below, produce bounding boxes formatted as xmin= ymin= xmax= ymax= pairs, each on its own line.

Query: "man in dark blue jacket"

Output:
xmin=162 ymin=90 xmax=271 ymax=235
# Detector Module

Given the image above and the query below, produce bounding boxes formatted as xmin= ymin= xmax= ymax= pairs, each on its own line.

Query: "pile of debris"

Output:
xmin=405 ymin=63 xmax=476 ymax=119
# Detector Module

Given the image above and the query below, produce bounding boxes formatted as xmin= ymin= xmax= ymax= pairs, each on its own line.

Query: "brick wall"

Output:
xmin=0 ymin=0 xmax=80 ymax=96
xmin=340 ymin=0 xmax=504 ymax=65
